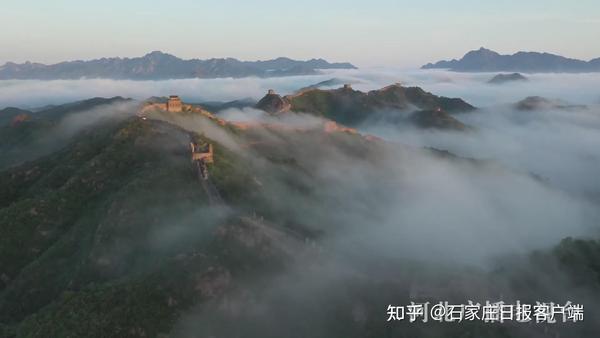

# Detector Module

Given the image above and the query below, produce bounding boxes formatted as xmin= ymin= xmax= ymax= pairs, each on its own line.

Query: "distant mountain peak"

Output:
xmin=487 ymin=73 xmax=528 ymax=84
xmin=469 ymin=47 xmax=499 ymax=56
xmin=143 ymin=51 xmax=178 ymax=61
xmin=515 ymin=96 xmax=587 ymax=111
xmin=422 ymin=48 xmax=600 ymax=73
xmin=145 ymin=50 xmax=167 ymax=56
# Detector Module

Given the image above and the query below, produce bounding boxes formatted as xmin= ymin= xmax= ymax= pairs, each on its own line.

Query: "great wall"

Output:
xmin=137 ymin=93 xmax=380 ymax=205
xmin=133 ymin=93 xmax=347 ymax=252
xmin=139 ymin=93 xmax=368 ymax=136
xmin=138 ymin=95 xmax=224 ymax=205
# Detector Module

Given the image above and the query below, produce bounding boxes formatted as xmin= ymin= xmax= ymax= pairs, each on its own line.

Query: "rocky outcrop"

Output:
xmin=488 ymin=73 xmax=528 ymax=84
xmin=255 ymin=91 xmax=291 ymax=114
xmin=515 ymin=96 xmax=587 ymax=111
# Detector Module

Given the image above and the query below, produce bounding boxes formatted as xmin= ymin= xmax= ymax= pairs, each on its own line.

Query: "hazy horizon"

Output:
xmin=3 ymin=0 xmax=600 ymax=68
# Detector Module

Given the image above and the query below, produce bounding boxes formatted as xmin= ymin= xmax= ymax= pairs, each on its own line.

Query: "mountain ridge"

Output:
xmin=255 ymin=84 xmax=475 ymax=130
xmin=0 ymin=51 xmax=356 ymax=80
xmin=422 ymin=47 xmax=600 ymax=73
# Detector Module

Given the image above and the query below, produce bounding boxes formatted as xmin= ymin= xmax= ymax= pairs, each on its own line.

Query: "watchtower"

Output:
xmin=190 ymin=140 xmax=213 ymax=180
xmin=268 ymin=89 xmax=276 ymax=95
xmin=167 ymin=95 xmax=183 ymax=112
xmin=190 ymin=142 xmax=214 ymax=164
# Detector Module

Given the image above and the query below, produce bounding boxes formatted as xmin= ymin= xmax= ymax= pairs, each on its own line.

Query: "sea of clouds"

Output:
xmin=2 ymin=68 xmax=600 ymax=109
xmin=3 ymin=68 xmax=600 ymax=336
xmin=3 ymin=69 xmax=599 ymax=253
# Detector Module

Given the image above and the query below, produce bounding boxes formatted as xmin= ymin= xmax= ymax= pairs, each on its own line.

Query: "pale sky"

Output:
xmin=2 ymin=0 xmax=600 ymax=68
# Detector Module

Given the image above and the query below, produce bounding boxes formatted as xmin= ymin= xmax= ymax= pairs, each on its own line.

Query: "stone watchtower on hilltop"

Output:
xmin=167 ymin=95 xmax=183 ymax=112
xmin=191 ymin=142 xmax=214 ymax=164
xmin=190 ymin=139 xmax=214 ymax=180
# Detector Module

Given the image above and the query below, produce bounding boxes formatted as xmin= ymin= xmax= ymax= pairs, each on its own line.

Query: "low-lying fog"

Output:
xmin=3 ymin=69 xmax=600 ymax=263
xmin=2 ymin=69 xmax=600 ymax=108
xmin=4 ymin=67 xmax=600 ymax=336
xmin=360 ymin=103 xmax=600 ymax=200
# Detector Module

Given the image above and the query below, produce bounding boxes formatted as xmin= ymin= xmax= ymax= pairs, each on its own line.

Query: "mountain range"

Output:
xmin=0 ymin=51 xmax=356 ymax=80
xmin=255 ymin=83 xmax=476 ymax=130
xmin=422 ymin=47 xmax=600 ymax=73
